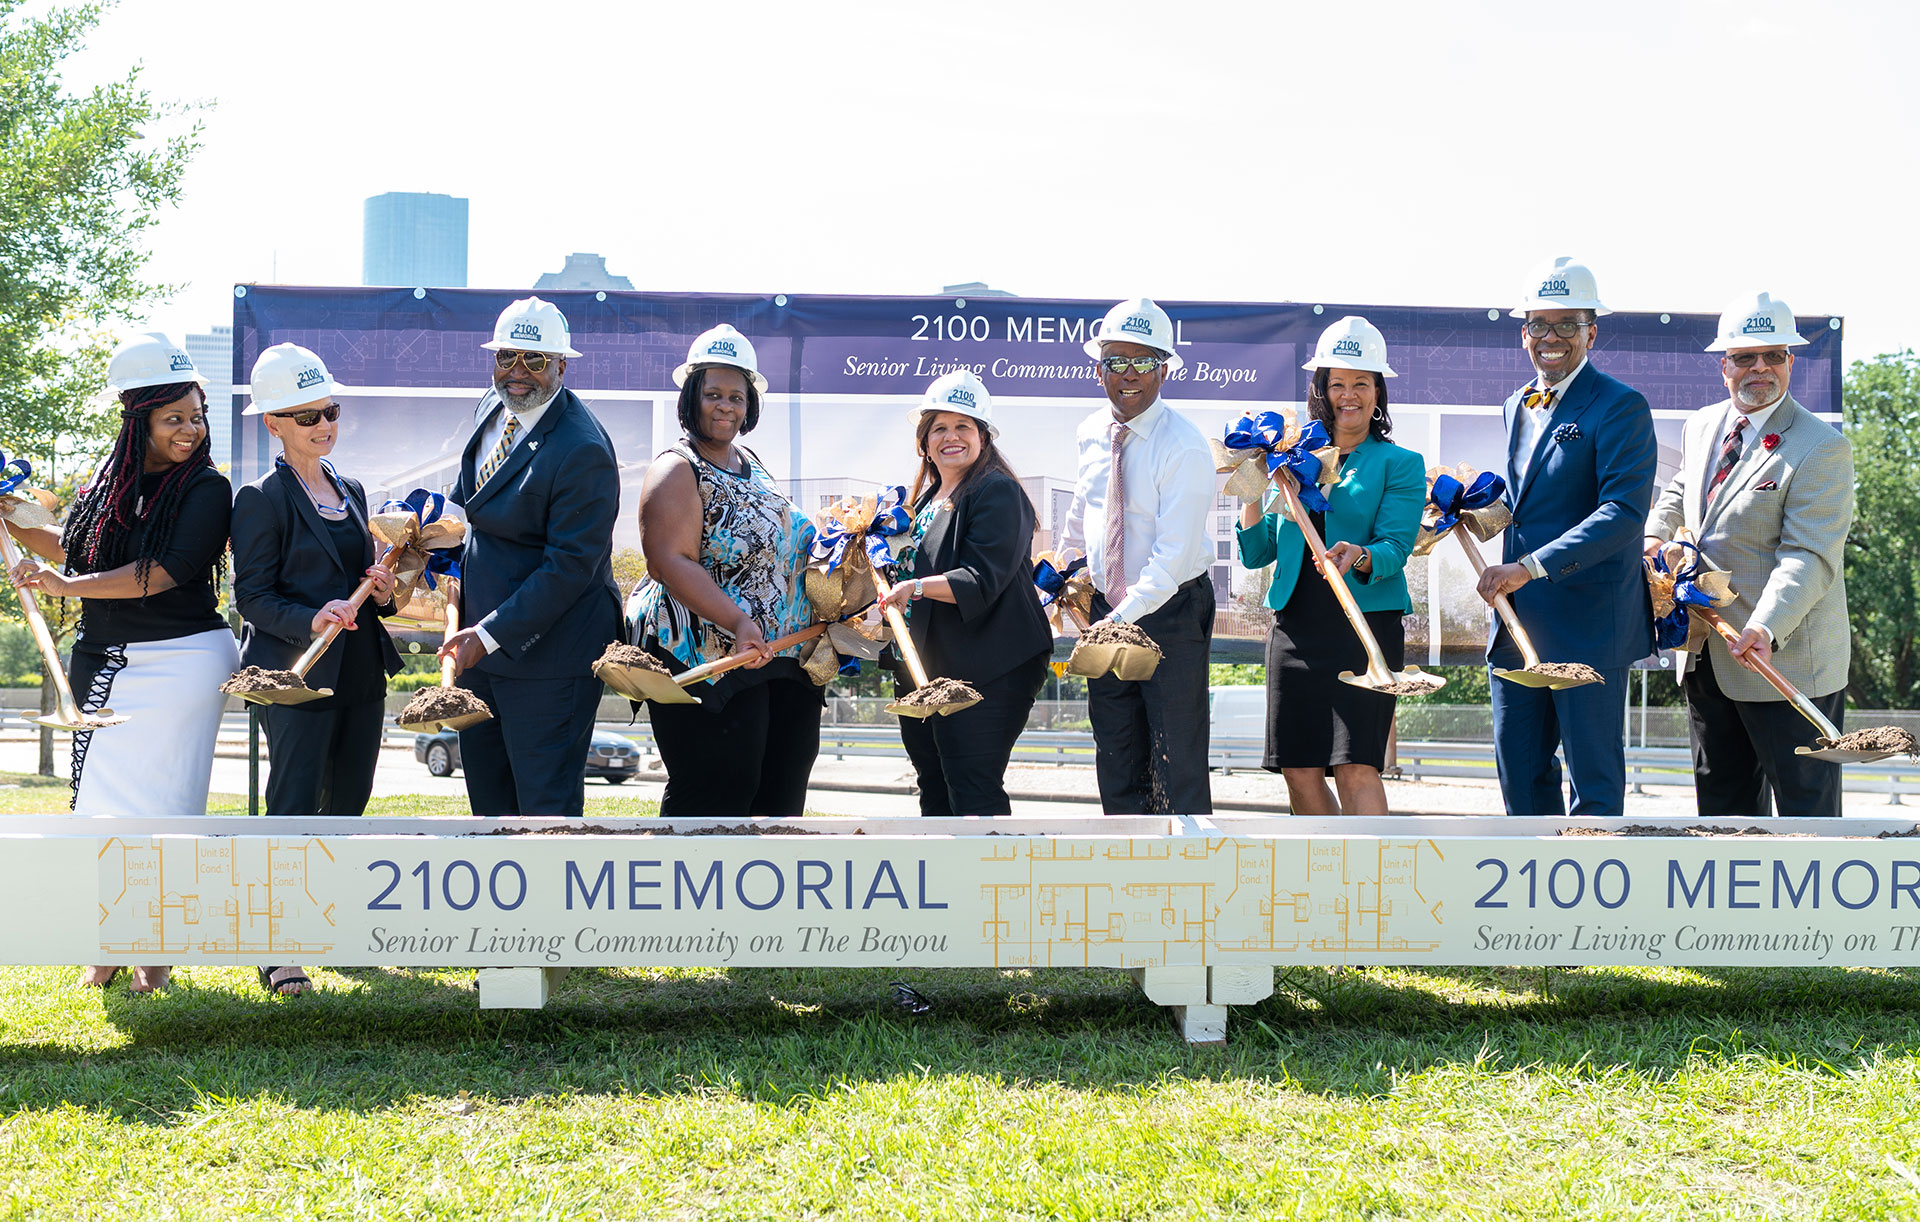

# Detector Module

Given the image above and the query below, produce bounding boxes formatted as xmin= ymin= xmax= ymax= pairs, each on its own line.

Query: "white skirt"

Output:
xmin=72 ymin=627 xmax=239 ymax=816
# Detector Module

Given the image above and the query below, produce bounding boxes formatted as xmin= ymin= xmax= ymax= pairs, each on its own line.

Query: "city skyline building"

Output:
xmin=183 ymin=324 xmax=234 ymax=471
xmin=533 ymin=252 xmax=633 ymax=292
xmin=362 ymin=192 xmax=468 ymax=287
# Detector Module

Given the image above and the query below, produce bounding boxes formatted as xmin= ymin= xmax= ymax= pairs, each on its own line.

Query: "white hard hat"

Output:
xmin=1082 ymin=297 xmax=1185 ymax=372
xmin=1706 ymin=290 xmax=1810 ymax=352
xmin=1301 ymin=315 xmax=1397 ymax=378
xmin=912 ymin=369 xmax=998 ymax=439
xmin=480 ymin=296 xmax=581 ymax=358
xmin=672 ymin=324 xmax=768 ymax=393
xmin=245 ymin=343 xmax=346 ymax=416
xmin=1510 ymin=256 xmax=1612 ymax=318
xmin=106 ymin=332 xmax=207 ymax=393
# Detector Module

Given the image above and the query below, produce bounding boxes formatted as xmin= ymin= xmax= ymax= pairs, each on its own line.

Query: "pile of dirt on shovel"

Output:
xmin=894 ymin=676 xmax=982 ymax=709
xmin=1370 ymin=673 xmax=1446 ymax=697
xmin=221 ymin=667 xmax=305 ymax=694
xmin=1528 ymin=661 xmax=1605 ymax=684
xmin=1820 ymin=726 xmax=1920 ymax=756
xmin=594 ymin=642 xmax=670 ymax=674
xmin=398 ymin=685 xmax=490 ymax=724
xmin=1077 ymin=619 xmax=1164 ymax=656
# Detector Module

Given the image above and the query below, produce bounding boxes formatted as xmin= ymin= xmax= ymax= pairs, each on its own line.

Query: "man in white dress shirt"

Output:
xmin=1062 ymin=297 xmax=1219 ymax=814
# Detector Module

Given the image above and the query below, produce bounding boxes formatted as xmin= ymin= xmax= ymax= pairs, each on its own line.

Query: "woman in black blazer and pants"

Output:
xmin=231 ymin=344 xmax=400 ymax=819
xmin=879 ymin=371 xmax=1052 ymax=816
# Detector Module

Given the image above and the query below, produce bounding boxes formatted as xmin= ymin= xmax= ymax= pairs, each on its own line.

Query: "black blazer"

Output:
xmin=232 ymin=463 xmax=402 ymax=692
xmin=902 ymin=468 xmax=1052 ymax=687
xmin=451 ymin=386 xmax=622 ymax=679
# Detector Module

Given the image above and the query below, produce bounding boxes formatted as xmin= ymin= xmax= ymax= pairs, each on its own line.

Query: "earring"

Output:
xmin=1372 ymin=407 xmax=1385 ymax=421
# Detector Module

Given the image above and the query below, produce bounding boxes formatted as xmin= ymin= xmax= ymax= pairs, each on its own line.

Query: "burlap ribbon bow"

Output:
xmin=1646 ymin=538 xmax=1737 ymax=651
xmin=1032 ymin=550 xmax=1093 ymax=635
xmin=1209 ymin=411 xmax=1342 ymax=517
xmin=370 ymin=488 xmax=467 ymax=611
xmin=799 ymin=489 xmax=911 ymax=683
xmin=0 ymin=454 xmax=58 ymax=530
xmin=1411 ymin=465 xmax=1514 ymax=558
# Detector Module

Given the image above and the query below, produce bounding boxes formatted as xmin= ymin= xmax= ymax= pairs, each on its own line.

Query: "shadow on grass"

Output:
xmin=5 ymin=960 xmax=1920 ymax=1118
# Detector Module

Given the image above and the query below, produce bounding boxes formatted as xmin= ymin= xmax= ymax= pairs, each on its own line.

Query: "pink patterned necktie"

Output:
xmin=1104 ymin=421 xmax=1129 ymax=604
xmin=1706 ymin=416 xmax=1747 ymax=505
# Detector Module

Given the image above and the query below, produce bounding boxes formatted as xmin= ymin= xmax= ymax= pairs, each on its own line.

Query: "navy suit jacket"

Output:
xmin=1495 ymin=361 xmax=1658 ymax=670
xmin=901 ymin=470 xmax=1053 ymax=687
xmin=232 ymin=464 xmax=402 ymax=692
xmin=452 ymin=386 xmax=622 ymax=680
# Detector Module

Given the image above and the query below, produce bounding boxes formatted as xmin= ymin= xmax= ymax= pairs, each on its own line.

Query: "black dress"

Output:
xmin=1263 ymin=510 xmax=1403 ymax=773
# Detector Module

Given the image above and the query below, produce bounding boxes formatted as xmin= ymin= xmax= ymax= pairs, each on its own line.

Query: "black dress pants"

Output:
xmin=457 ymin=669 xmax=604 ymax=817
xmin=897 ymin=651 xmax=1049 ymax=816
xmin=1685 ymin=649 xmax=1843 ymax=817
xmin=648 ymin=674 xmax=822 ymax=817
xmin=261 ymin=698 xmax=386 ymax=815
xmin=1088 ymin=576 xmax=1215 ymax=815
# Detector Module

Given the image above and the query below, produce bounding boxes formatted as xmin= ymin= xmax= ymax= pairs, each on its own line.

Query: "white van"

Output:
xmin=1208 ymin=685 xmax=1265 ymax=750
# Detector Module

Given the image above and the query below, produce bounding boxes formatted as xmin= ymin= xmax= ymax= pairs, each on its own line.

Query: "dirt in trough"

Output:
xmin=595 ymin=642 xmax=670 ymax=674
xmin=221 ymin=667 xmax=306 ymax=694
xmin=1077 ymin=619 xmax=1164 ymax=655
xmin=1820 ymin=726 xmax=1920 ymax=756
xmin=895 ymin=676 xmax=982 ymax=708
xmin=398 ymin=685 xmax=490 ymax=723
xmin=1527 ymin=661 xmax=1605 ymax=684
xmin=471 ymin=822 xmax=824 ymax=837
xmin=1559 ymin=824 xmax=1814 ymax=838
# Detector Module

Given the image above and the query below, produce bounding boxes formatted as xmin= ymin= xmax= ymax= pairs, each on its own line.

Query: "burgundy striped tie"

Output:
xmin=1706 ymin=416 xmax=1747 ymax=504
xmin=1104 ymin=422 xmax=1129 ymax=604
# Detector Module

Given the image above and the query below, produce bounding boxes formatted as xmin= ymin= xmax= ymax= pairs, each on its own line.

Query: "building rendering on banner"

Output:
xmin=362 ymin=192 xmax=468 ymax=288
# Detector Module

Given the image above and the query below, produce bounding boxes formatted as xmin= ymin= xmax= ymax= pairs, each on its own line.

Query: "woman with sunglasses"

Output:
xmin=229 ymin=344 xmax=398 ymax=996
xmin=1235 ymin=317 xmax=1425 ymax=816
xmin=6 ymin=333 xmax=240 ymax=994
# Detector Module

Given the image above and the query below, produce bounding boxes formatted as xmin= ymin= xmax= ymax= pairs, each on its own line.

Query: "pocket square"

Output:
xmin=1752 ymin=480 xmax=1778 ymax=491
xmin=1552 ymin=423 xmax=1582 ymax=443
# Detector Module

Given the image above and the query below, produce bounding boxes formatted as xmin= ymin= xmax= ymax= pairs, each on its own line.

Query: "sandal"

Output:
xmin=257 ymin=965 xmax=311 ymax=996
xmin=129 ymin=966 xmax=170 ymax=994
xmin=77 ymin=966 xmax=122 ymax=989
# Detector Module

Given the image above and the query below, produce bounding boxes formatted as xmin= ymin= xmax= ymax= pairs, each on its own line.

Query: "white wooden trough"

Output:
xmin=6 ymin=813 xmax=1920 ymax=1044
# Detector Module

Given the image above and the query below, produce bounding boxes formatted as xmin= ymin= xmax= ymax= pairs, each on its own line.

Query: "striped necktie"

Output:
xmin=1705 ymin=416 xmax=1747 ymax=504
xmin=1104 ymin=422 xmax=1129 ymax=604
xmin=477 ymin=412 xmax=521 ymax=489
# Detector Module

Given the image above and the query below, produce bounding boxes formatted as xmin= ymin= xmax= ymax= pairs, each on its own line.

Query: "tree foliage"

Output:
xmin=0 ymin=0 xmax=198 ymax=471
xmin=1843 ymin=350 xmax=1920 ymax=708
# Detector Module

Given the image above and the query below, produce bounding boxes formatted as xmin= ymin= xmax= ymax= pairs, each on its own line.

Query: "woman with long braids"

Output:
xmin=7 ymin=333 xmax=238 ymax=993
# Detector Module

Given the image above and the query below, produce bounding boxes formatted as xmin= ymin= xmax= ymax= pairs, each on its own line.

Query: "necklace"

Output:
xmin=282 ymin=457 xmax=347 ymax=517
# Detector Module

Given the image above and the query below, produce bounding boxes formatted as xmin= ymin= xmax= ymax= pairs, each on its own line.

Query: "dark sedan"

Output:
xmin=413 ymin=729 xmax=641 ymax=783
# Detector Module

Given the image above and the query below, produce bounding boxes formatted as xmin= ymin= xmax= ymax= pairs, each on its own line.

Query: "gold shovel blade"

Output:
xmin=1066 ymin=641 xmax=1162 ymax=682
xmin=594 ymin=661 xmax=701 ymax=705
xmin=236 ymin=685 xmax=334 ymax=707
xmin=1796 ymin=744 xmax=1901 ymax=765
xmin=32 ymin=710 xmax=129 ymax=731
xmin=396 ymin=709 xmax=494 ymax=734
xmin=885 ymin=693 xmax=984 ymax=719
xmin=1339 ymin=667 xmax=1447 ymax=695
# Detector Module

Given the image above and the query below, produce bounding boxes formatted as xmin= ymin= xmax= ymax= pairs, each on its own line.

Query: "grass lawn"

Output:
xmin=6 ymin=780 xmax=1920 ymax=1217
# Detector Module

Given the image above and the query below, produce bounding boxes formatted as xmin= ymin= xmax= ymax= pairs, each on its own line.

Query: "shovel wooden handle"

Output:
xmin=673 ymin=622 xmax=828 ymax=687
xmin=1691 ymin=606 xmax=1841 ymax=740
xmin=288 ymin=545 xmax=398 ymax=678
xmin=1276 ymin=473 xmax=1396 ymax=685
xmin=0 ymin=522 xmax=93 ymax=724
xmin=870 ymin=574 xmax=932 ymax=688
xmin=1451 ymin=525 xmax=1546 ymax=670
xmin=439 ymin=596 xmax=462 ymax=687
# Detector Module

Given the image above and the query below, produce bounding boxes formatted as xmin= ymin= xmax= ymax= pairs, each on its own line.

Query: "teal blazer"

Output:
xmin=1236 ymin=435 xmax=1426 ymax=614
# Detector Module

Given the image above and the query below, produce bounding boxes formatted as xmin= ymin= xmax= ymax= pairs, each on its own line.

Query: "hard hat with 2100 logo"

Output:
xmin=1706 ymin=290 xmax=1809 ymax=352
xmin=673 ymin=324 xmax=767 ymax=392
xmin=246 ymin=343 xmax=345 ymax=416
xmin=1302 ymin=315 xmax=1397 ymax=377
xmin=1511 ymin=256 xmax=1612 ymax=318
xmin=1083 ymin=297 xmax=1184 ymax=372
xmin=912 ymin=369 xmax=998 ymax=439
xmin=481 ymin=297 xmax=582 ymax=358
xmin=106 ymin=332 xmax=207 ymax=394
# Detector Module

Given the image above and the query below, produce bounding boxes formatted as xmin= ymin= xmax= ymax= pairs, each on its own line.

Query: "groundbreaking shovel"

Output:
xmin=872 ymin=573 xmax=982 ymax=718
xmin=1034 ymin=554 xmax=1162 ymax=681
xmin=395 ymin=584 xmax=494 ymax=733
xmin=1273 ymin=472 xmax=1444 ymax=696
xmin=0 ymin=523 xmax=127 ymax=731
xmin=1451 ymin=524 xmax=1603 ymax=690
xmin=1692 ymin=606 xmax=1915 ymax=764
xmin=595 ymin=622 xmax=828 ymax=705
xmin=227 ymin=547 xmax=397 ymax=707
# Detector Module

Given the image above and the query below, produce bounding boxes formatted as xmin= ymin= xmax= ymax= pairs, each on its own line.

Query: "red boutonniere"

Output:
xmin=1762 ymin=433 xmax=1781 ymax=451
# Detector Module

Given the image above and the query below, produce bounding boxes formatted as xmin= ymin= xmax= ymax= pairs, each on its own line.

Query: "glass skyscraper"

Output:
xmin=362 ymin=192 xmax=468 ymax=287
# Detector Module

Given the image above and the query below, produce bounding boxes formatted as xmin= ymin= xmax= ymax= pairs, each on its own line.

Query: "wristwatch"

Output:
xmin=913 ymin=579 xmax=924 ymax=600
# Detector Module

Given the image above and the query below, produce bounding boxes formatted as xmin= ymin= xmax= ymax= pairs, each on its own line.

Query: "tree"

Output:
xmin=1843 ymin=351 xmax=1920 ymax=709
xmin=1 ymin=0 xmax=199 ymax=472
xmin=2 ymin=1 xmax=199 ymax=774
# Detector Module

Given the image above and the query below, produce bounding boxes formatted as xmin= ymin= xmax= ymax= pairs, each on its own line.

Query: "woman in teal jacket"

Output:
xmin=1237 ymin=316 xmax=1425 ymax=815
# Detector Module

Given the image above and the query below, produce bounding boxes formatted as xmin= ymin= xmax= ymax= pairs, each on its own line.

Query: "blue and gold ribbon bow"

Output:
xmin=1210 ymin=411 xmax=1342 ymax=514
xmin=1412 ymin=465 xmax=1514 ymax=557
xmin=0 ymin=454 xmax=31 ymax=497
xmin=1647 ymin=540 xmax=1738 ymax=651
xmin=371 ymin=487 xmax=467 ymax=603
xmin=0 ymin=453 xmax=57 ymax=529
xmin=805 ymin=487 xmax=914 ymax=622
xmin=1033 ymin=551 xmax=1094 ymax=633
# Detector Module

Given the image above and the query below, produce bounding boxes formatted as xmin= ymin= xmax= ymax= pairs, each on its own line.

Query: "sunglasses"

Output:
xmin=1725 ymin=350 xmax=1790 ymax=369
xmin=1523 ymin=319 xmax=1591 ymax=339
xmin=271 ymin=403 xmax=341 ymax=427
xmin=1099 ymin=355 xmax=1166 ymax=375
xmin=494 ymin=350 xmax=555 ymax=374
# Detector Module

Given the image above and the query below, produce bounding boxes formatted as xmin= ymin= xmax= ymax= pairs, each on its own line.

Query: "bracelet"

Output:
xmin=912 ymin=579 xmax=924 ymax=600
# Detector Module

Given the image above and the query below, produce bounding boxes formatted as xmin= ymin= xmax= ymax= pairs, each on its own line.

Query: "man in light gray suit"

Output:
xmin=1645 ymin=291 xmax=1853 ymax=816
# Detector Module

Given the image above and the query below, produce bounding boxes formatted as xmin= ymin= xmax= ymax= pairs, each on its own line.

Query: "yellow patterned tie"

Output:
xmin=476 ymin=412 xmax=520 ymax=489
xmin=1523 ymin=386 xmax=1556 ymax=412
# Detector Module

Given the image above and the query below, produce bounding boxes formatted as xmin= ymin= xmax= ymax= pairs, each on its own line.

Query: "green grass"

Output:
xmin=9 ymin=779 xmax=1920 ymax=1217
xmin=0 ymin=772 xmax=660 ymax=818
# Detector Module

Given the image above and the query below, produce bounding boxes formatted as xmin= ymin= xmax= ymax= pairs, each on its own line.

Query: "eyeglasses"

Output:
xmin=1725 ymin=350 xmax=1790 ymax=369
xmin=271 ymin=403 xmax=340 ymax=427
xmin=1099 ymin=355 xmax=1166 ymax=375
xmin=1523 ymin=320 xmax=1591 ymax=339
xmin=494 ymin=350 xmax=554 ymax=374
